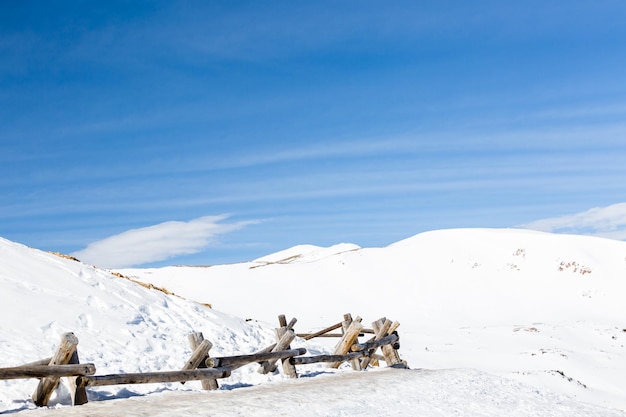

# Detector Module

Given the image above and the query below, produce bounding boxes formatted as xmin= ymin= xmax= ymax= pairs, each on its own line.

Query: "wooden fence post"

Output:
xmin=258 ymin=329 xmax=296 ymax=374
xmin=341 ymin=313 xmax=353 ymax=334
xmin=32 ymin=332 xmax=79 ymax=407
xmin=328 ymin=317 xmax=363 ymax=369
xmin=274 ymin=315 xmax=298 ymax=378
xmin=187 ymin=332 xmax=218 ymax=390
xmin=372 ymin=320 xmax=406 ymax=368
xmin=68 ymin=349 xmax=88 ymax=406
xmin=340 ymin=314 xmax=362 ymax=370
xmin=183 ymin=339 xmax=212 ymax=372
xmin=275 ymin=329 xmax=298 ymax=378
xmin=360 ymin=318 xmax=392 ymax=369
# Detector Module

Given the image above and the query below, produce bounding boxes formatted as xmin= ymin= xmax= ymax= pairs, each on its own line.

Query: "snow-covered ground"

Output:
xmin=1 ymin=229 xmax=625 ymax=415
xmin=14 ymin=368 xmax=626 ymax=417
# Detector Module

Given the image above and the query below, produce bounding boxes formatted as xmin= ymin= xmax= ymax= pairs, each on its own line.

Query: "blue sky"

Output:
xmin=2 ymin=1 xmax=626 ymax=268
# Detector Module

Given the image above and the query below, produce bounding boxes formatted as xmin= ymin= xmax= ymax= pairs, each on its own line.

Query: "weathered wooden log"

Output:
xmin=258 ymin=330 xmax=296 ymax=374
xmin=339 ymin=314 xmax=363 ymax=370
xmin=372 ymin=319 xmax=392 ymax=365
xmin=272 ymin=316 xmax=298 ymax=375
xmin=360 ymin=318 xmax=392 ymax=369
xmin=297 ymin=332 xmax=341 ymax=338
xmin=188 ymin=332 xmax=218 ymax=390
xmin=295 ymin=321 xmax=343 ymax=340
xmin=290 ymin=351 xmax=368 ymax=365
xmin=208 ymin=347 xmax=306 ymax=369
xmin=274 ymin=327 xmax=298 ymax=378
xmin=32 ymin=332 xmax=80 ymax=407
xmin=286 ymin=317 xmax=297 ymax=331
xmin=388 ymin=321 xmax=401 ymax=335
xmin=0 ymin=364 xmax=96 ymax=380
xmin=328 ymin=318 xmax=362 ymax=369
xmin=341 ymin=313 xmax=353 ymax=334
xmin=351 ymin=333 xmax=399 ymax=353
xmin=372 ymin=320 xmax=406 ymax=368
xmin=296 ymin=332 xmax=370 ymax=338
xmin=183 ymin=339 xmax=212 ymax=371
xmin=386 ymin=331 xmax=404 ymax=366
xmin=76 ymin=368 xmax=231 ymax=387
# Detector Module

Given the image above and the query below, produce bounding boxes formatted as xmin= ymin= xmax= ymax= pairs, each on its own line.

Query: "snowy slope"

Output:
xmin=121 ymin=228 xmax=626 ymax=411
xmin=1 ymin=229 xmax=625 ymax=416
xmin=0 ymin=237 xmax=318 ymax=413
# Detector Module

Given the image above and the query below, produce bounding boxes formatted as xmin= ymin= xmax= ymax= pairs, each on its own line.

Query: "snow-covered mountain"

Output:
xmin=121 ymin=228 xmax=626 ymax=410
xmin=2 ymin=229 xmax=625 ymax=416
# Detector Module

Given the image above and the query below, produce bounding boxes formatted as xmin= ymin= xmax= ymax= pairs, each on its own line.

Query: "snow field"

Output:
xmin=2 ymin=228 xmax=626 ymax=415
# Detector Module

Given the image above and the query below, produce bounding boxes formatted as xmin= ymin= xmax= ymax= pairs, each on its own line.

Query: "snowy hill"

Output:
xmin=2 ymin=229 xmax=626 ymax=416
xmin=0 ymin=237 xmax=297 ymax=413
xmin=121 ymin=228 xmax=626 ymax=410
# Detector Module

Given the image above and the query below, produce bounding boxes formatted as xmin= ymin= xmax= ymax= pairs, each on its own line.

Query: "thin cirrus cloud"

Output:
xmin=521 ymin=202 xmax=626 ymax=241
xmin=71 ymin=215 xmax=257 ymax=269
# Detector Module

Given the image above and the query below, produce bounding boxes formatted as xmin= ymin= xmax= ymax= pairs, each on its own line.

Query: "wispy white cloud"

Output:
xmin=72 ymin=215 xmax=257 ymax=268
xmin=521 ymin=202 xmax=626 ymax=241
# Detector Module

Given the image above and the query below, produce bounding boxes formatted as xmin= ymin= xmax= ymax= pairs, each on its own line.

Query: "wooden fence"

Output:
xmin=0 ymin=313 xmax=407 ymax=407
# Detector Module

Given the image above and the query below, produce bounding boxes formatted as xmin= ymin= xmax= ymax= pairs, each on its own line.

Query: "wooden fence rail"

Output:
xmin=207 ymin=347 xmax=307 ymax=369
xmin=76 ymin=367 xmax=232 ymax=388
xmin=352 ymin=333 xmax=399 ymax=353
xmin=291 ymin=351 xmax=368 ymax=365
xmin=0 ymin=364 xmax=96 ymax=380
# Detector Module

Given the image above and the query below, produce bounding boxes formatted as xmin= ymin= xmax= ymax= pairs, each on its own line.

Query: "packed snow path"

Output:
xmin=15 ymin=369 xmax=625 ymax=417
